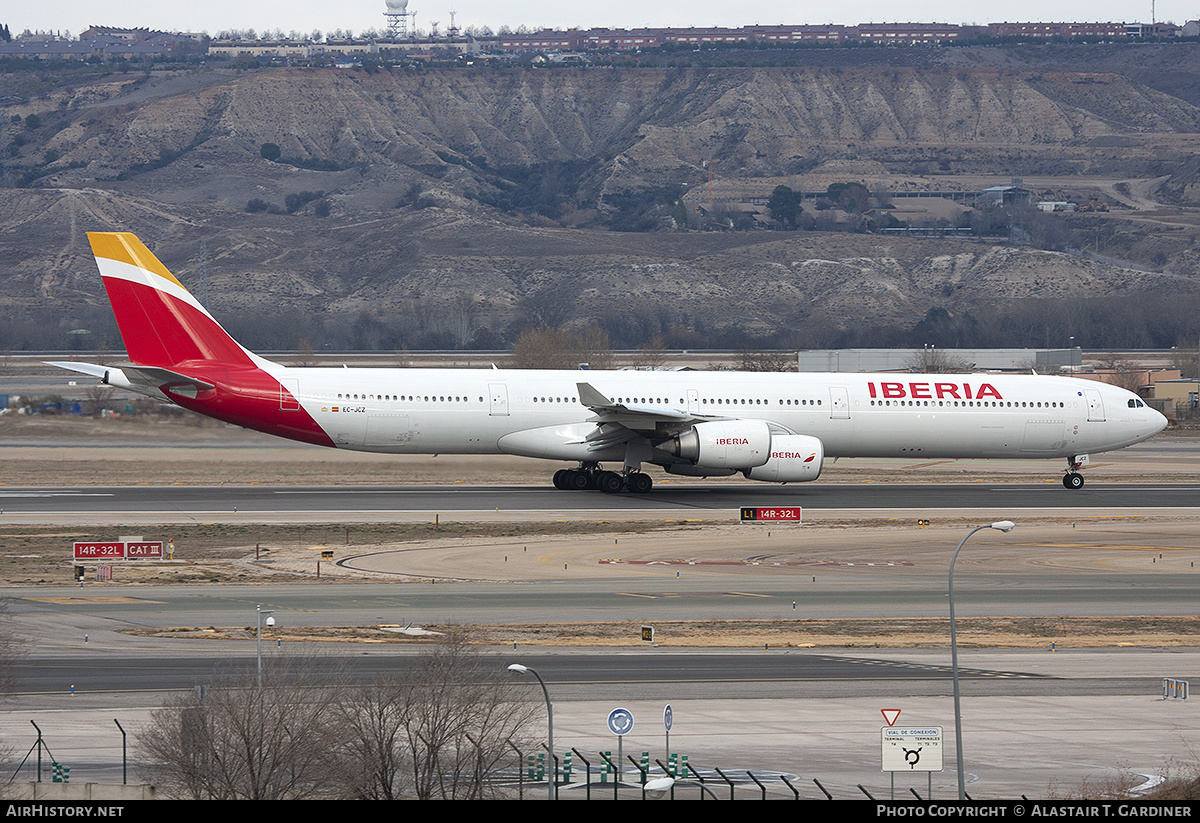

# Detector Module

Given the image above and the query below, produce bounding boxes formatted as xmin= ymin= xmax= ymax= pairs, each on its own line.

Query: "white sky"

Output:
xmin=8 ymin=1 xmax=1195 ymax=39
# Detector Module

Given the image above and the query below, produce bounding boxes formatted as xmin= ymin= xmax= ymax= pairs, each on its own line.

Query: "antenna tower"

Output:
xmin=384 ymin=0 xmax=410 ymax=39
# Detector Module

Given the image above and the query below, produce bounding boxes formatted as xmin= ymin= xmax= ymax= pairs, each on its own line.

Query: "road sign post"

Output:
xmin=608 ymin=707 xmax=634 ymax=783
xmin=882 ymin=726 xmax=943 ymax=799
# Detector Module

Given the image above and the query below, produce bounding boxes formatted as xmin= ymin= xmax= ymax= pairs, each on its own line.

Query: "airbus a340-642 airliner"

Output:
xmin=50 ymin=232 xmax=1167 ymax=494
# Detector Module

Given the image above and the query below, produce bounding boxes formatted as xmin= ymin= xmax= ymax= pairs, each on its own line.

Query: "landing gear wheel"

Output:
xmin=1063 ymin=472 xmax=1084 ymax=490
xmin=597 ymin=471 xmax=625 ymax=494
xmin=553 ymin=469 xmax=568 ymax=490
xmin=567 ymin=470 xmax=591 ymax=491
xmin=627 ymin=473 xmax=653 ymax=494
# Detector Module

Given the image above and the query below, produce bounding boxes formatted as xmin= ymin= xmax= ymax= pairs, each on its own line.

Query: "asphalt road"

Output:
xmin=8 ymin=650 xmax=1049 ymax=697
xmin=2 ymin=481 xmax=1198 ymax=521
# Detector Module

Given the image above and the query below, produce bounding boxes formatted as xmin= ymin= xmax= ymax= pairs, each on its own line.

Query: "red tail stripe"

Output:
xmin=102 ymin=278 xmax=253 ymax=369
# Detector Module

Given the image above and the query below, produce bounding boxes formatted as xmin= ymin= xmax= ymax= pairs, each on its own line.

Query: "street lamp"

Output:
xmin=508 ymin=663 xmax=554 ymax=801
xmin=256 ymin=604 xmax=276 ymax=685
xmin=949 ymin=521 xmax=1015 ymax=801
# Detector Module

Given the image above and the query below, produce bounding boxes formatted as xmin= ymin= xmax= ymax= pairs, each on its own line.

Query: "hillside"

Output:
xmin=19 ymin=65 xmax=1200 ymax=200
xmin=3 ymin=51 xmax=1200 ymax=352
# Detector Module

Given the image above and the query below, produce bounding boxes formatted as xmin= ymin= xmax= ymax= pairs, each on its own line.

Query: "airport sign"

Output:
xmin=881 ymin=727 xmax=943 ymax=772
xmin=73 ymin=541 xmax=163 ymax=560
xmin=740 ymin=507 xmax=802 ymax=522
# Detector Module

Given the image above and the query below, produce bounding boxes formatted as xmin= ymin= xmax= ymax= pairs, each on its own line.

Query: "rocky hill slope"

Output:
xmin=2 ymin=53 xmax=1200 ymax=352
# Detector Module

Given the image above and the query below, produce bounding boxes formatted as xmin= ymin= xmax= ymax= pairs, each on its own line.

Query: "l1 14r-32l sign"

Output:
xmin=740 ymin=507 xmax=802 ymax=522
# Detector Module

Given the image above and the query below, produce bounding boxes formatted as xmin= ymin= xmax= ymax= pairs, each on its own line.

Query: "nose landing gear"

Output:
xmin=1063 ymin=455 xmax=1087 ymax=490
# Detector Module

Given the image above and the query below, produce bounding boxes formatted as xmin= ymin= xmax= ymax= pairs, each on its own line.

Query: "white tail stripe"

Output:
xmin=94 ymin=255 xmax=279 ymax=373
xmin=94 ymin=256 xmax=213 ymax=320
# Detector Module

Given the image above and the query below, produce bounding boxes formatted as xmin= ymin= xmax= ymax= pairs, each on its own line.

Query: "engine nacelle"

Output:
xmin=743 ymin=435 xmax=824 ymax=483
xmin=663 ymin=464 xmax=739 ymax=478
xmin=666 ymin=420 xmax=771 ymax=470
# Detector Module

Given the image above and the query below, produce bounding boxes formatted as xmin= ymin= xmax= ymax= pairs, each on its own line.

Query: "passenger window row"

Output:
xmin=870 ymin=400 xmax=1068 ymax=408
xmin=337 ymin=394 xmax=483 ymax=403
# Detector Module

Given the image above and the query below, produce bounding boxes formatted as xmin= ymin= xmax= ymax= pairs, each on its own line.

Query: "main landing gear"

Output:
xmin=553 ymin=464 xmax=653 ymax=494
xmin=1063 ymin=456 xmax=1086 ymax=490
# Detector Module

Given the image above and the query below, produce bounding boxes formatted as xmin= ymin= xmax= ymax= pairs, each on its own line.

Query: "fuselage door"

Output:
xmin=365 ymin=413 xmax=414 ymax=448
xmin=829 ymin=386 xmax=850 ymax=419
xmin=489 ymin=383 xmax=510 ymax=416
xmin=686 ymin=389 xmax=699 ymax=415
xmin=279 ymin=378 xmax=300 ymax=411
xmin=1085 ymin=389 xmax=1105 ymax=422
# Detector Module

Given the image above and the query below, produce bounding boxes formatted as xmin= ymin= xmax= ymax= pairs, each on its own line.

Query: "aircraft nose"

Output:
xmin=1148 ymin=407 xmax=1168 ymax=437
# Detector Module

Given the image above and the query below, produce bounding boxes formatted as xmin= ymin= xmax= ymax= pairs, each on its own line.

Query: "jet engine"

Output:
xmin=665 ymin=420 xmax=771 ymax=469
xmin=743 ymin=434 xmax=824 ymax=483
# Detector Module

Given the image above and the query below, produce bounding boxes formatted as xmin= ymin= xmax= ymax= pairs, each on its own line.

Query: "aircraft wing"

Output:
xmin=576 ymin=381 xmax=711 ymax=448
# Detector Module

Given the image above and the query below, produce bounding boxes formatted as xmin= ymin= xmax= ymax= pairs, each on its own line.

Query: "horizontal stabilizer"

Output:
xmin=46 ymin=361 xmax=215 ymax=394
xmin=44 ymin=361 xmax=108 ymax=379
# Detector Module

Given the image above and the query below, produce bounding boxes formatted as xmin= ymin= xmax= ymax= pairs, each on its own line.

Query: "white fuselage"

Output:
xmin=279 ymin=367 xmax=1165 ymax=462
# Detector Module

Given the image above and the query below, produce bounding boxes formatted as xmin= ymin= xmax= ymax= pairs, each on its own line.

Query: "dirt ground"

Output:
xmin=2 ymin=413 xmax=1197 ymax=487
xmin=123 ymin=616 xmax=1200 ymax=650
xmin=11 ymin=515 xmax=1200 ymax=649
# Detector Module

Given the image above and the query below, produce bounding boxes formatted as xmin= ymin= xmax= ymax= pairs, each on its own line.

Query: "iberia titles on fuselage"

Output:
xmin=49 ymin=232 xmax=1167 ymax=495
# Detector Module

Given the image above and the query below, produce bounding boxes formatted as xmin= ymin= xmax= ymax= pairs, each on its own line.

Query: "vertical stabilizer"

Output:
xmin=88 ymin=232 xmax=256 ymax=369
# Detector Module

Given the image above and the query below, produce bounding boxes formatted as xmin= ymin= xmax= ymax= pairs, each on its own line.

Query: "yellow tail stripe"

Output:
xmin=87 ymin=232 xmax=186 ymax=290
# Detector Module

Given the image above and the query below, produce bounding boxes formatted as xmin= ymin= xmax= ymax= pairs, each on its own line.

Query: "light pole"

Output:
xmin=949 ymin=521 xmax=1015 ymax=800
xmin=256 ymin=604 xmax=275 ymax=686
xmin=508 ymin=663 xmax=554 ymax=801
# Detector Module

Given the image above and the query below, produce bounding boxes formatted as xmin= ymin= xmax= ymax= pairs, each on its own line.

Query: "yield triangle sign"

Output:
xmin=881 ymin=709 xmax=901 ymax=726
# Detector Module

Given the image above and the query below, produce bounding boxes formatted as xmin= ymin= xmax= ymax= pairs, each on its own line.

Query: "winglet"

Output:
xmin=576 ymin=382 xmax=614 ymax=409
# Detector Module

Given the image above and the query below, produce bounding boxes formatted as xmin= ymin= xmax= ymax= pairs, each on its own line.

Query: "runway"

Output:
xmin=2 ymin=481 xmax=1198 ymax=524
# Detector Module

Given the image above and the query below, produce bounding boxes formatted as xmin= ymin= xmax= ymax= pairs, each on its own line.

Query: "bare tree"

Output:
xmin=1170 ymin=339 xmax=1198 ymax=379
xmin=138 ymin=659 xmax=339 ymax=799
xmin=332 ymin=641 xmax=535 ymax=800
xmin=511 ymin=327 xmax=575 ymax=369
xmin=141 ymin=645 xmax=533 ymax=801
xmin=905 ymin=347 xmax=969 ymax=374
xmin=638 ymin=334 xmax=667 ymax=369
xmin=396 ymin=642 xmax=533 ymax=799
xmin=737 ymin=346 xmax=797 ymax=372
xmin=577 ymin=325 xmax=614 ymax=371
xmin=294 ymin=338 xmax=317 ymax=368
xmin=82 ymin=384 xmax=115 ymax=416
xmin=511 ymin=325 xmax=614 ymax=371
xmin=1100 ymin=355 xmax=1146 ymax=392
